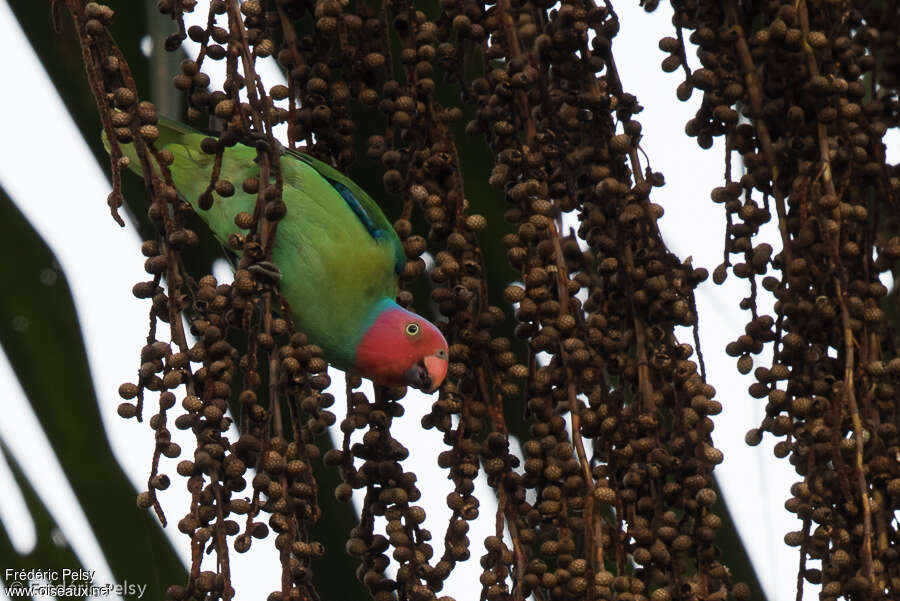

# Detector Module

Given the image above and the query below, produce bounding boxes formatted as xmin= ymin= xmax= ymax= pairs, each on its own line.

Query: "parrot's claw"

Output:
xmin=242 ymin=131 xmax=283 ymax=155
xmin=248 ymin=261 xmax=282 ymax=284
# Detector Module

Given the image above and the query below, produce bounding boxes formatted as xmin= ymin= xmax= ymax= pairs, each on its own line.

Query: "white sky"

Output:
xmin=0 ymin=1 xmax=897 ymax=600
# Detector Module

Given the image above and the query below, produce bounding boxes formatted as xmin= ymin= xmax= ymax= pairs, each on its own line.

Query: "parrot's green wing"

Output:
xmin=107 ymin=116 xmax=405 ymax=273
xmin=147 ymin=116 xmax=405 ymax=275
xmin=285 ymin=148 xmax=406 ymax=276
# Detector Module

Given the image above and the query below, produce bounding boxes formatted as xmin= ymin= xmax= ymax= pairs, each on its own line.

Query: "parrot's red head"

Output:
xmin=353 ymin=300 xmax=449 ymax=392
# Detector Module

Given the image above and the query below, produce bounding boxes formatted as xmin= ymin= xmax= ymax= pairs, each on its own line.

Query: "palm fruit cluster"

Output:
xmin=452 ymin=1 xmax=747 ymax=599
xmin=648 ymin=0 xmax=899 ymax=598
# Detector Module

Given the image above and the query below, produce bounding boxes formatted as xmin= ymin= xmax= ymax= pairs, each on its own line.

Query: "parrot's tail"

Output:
xmin=100 ymin=114 xmax=257 ymax=247
xmin=101 ymin=113 xmax=210 ymax=181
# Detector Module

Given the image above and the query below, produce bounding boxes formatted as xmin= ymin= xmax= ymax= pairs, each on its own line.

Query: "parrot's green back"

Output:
xmin=111 ymin=117 xmax=406 ymax=369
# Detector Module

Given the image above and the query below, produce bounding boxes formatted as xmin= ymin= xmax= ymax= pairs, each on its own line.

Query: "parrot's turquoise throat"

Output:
xmin=108 ymin=116 xmax=449 ymax=389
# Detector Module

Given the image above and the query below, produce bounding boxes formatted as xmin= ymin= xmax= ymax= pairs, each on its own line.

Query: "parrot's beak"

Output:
xmin=423 ymin=354 xmax=448 ymax=392
xmin=404 ymin=353 xmax=448 ymax=393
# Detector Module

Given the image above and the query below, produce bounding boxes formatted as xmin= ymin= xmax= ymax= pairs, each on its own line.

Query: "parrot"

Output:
xmin=108 ymin=116 xmax=448 ymax=393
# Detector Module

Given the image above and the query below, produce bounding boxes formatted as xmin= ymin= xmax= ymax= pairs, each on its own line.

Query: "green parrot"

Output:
xmin=109 ymin=117 xmax=448 ymax=392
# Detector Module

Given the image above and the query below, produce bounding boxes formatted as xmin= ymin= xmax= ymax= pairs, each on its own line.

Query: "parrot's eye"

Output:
xmin=405 ymin=323 xmax=420 ymax=337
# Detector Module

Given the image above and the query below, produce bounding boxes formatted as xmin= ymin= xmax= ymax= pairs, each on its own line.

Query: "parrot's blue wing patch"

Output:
xmin=332 ymin=181 xmax=383 ymax=238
